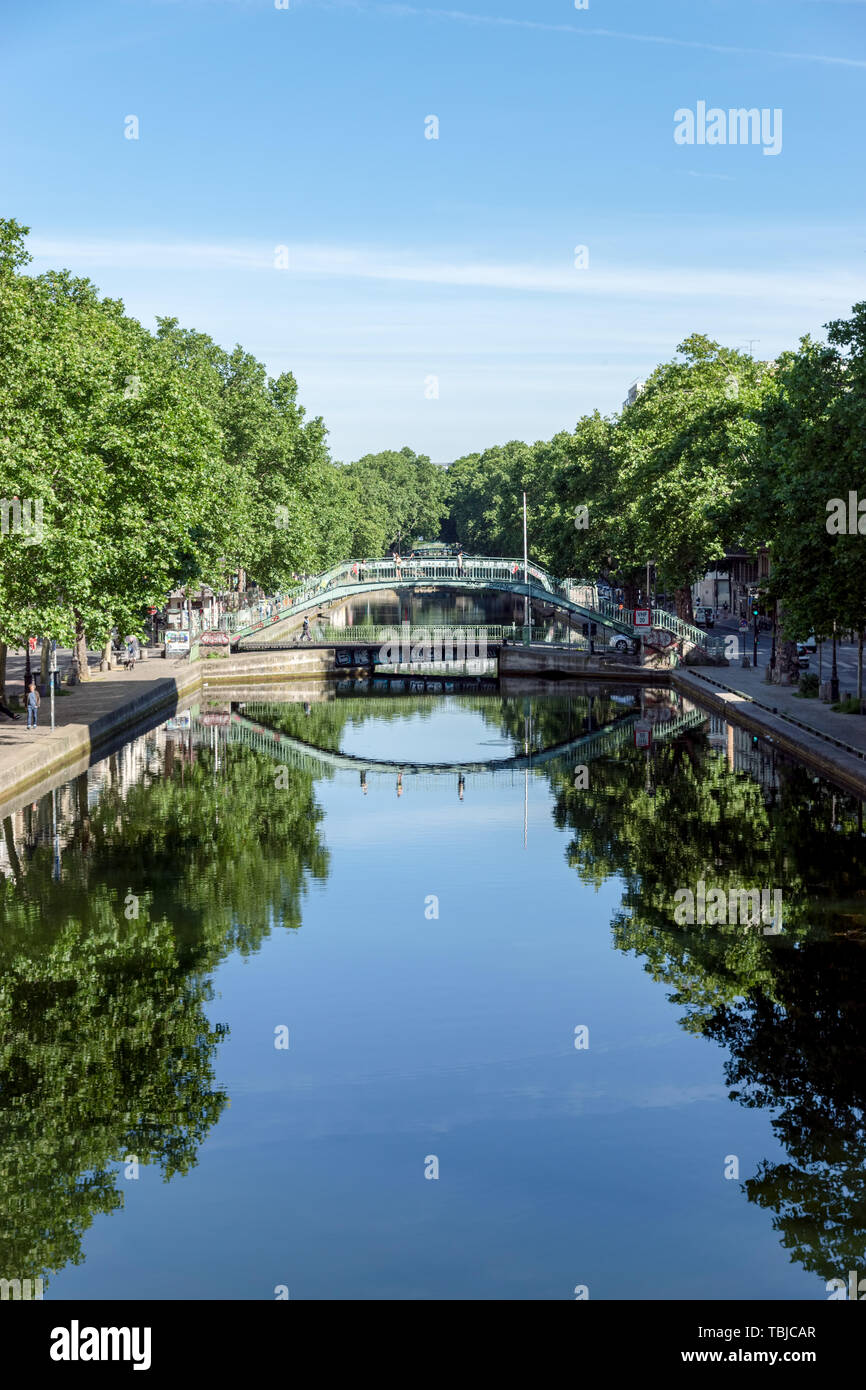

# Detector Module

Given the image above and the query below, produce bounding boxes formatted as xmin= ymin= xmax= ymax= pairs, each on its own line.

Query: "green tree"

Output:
xmin=749 ymin=306 xmax=866 ymax=691
xmin=342 ymin=448 xmax=450 ymax=553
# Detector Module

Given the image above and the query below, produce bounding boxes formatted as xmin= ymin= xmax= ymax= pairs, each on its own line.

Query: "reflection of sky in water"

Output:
xmin=337 ymin=701 xmax=530 ymax=764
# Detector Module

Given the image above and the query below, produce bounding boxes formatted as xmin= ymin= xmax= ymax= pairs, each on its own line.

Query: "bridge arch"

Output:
xmin=222 ymin=556 xmax=717 ymax=655
xmin=190 ymin=706 xmax=707 ymax=777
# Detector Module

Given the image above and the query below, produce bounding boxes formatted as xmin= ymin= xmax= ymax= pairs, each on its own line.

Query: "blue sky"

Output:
xmin=3 ymin=0 xmax=865 ymax=461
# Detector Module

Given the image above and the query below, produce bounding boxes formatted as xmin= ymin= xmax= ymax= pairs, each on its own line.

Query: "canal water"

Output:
xmin=1 ymin=686 xmax=864 ymax=1300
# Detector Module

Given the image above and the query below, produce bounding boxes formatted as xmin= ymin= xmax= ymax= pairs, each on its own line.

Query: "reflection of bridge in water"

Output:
xmin=190 ymin=706 xmax=707 ymax=780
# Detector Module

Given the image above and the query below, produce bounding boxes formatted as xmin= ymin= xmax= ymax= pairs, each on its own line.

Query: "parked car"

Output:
xmin=609 ymin=634 xmax=638 ymax=654
xmin=694 ymin=605 xmax=715 ymax=628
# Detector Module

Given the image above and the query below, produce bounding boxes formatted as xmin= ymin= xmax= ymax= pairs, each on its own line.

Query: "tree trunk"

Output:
xmin=101 ymin=636 xmax=113 ymax=671
xmin=0 ymin=641 xmax=6 ymax=702
xmin=675 ymin=585 xmax=693 ymax=623
xmin=73 ymin=609 xmax=90 ymax=681
xmin=774 ymin=639 xmax=800 ymax=685
xmin=859 ymin=630 xmax=864 ymax=705
xmin=3 ymin=816 xmax=21 ymax=882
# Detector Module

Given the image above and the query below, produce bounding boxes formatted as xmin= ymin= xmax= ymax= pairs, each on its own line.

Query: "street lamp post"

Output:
xmin=522 ymin=491 xmax=531 ymax=644
xmin=831 ymin=621 xmax=840 ymax=703
xmin=49 ymin=643 xmax=57 ymax=731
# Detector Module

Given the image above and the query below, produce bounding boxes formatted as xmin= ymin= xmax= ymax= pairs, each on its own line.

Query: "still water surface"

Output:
xmin=2 ymin=688 xmax=864 ymax=1299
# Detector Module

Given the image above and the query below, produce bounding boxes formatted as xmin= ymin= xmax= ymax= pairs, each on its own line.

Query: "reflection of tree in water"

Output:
xmin=552 ymin=733 xmax=866 ymax=1280
xmin=482 ymin=690 xmax=642 ymax=758
xmin=702 ymin=940 xmax=866 ymax=1282
xmin=0 ymin=744 xmax=329 ymax=1288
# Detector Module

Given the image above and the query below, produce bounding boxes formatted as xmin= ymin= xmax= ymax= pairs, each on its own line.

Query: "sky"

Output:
xmin=2 ymin=0 xmax=865 ymax=462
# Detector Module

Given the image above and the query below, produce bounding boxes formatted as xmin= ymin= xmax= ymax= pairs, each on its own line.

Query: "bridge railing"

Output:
xmin=596 ymin=600 xmax=715 ymax=651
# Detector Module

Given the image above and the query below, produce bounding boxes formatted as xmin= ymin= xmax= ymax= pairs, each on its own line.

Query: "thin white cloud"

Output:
xmin=26 ymin=236 xmax=865 ymax=310
xmin=295 ymin=0 xmax=866 ymax=70
xmin=687 ymin=170 xmax=735 ymax=182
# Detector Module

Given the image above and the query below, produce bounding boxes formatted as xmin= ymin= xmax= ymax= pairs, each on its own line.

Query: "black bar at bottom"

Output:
xmin=8 ymin=1297 xmax=861 ymax=1376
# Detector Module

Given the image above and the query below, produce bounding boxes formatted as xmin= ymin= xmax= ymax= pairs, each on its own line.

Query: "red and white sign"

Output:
xmin=633 ymin=608 xmax=652 ymax=628
xmin=634 ymin=722 xmax=653 ymax=749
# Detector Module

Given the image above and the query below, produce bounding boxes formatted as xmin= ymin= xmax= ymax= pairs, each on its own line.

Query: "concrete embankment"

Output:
xmin=672 ymin=669 xmax=866 ymax=799
xmin=0 ymin=659 xmax=201 ymax=805
xmin=202 ymin=647 xmax=336 ymax=680
xmin=498 ymin=644 xmax=652 ymax=682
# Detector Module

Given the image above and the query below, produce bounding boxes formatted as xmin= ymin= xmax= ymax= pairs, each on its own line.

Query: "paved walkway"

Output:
xmin=0 ymin=654 xmax=196 ymax=804
xmin=687 ymin=661 xmax=866 ymax=755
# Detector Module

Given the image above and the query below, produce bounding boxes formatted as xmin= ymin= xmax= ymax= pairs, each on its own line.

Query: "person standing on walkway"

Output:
xmin=457 ymin=548 xmax=464 ymax=577
xmin=26 ymin=680 xmax=40 ymax=731
xmin=302 ymin=616 xmax=312 ymax=642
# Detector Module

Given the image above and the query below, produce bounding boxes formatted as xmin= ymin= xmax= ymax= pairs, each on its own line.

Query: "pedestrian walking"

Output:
xmin=302 ymin=616 xmax=312 ymax=642
xmin=26 ymin=680 xmax=40 ymax=731
xmin=457 ymin=548 xmax=464 ymax=577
